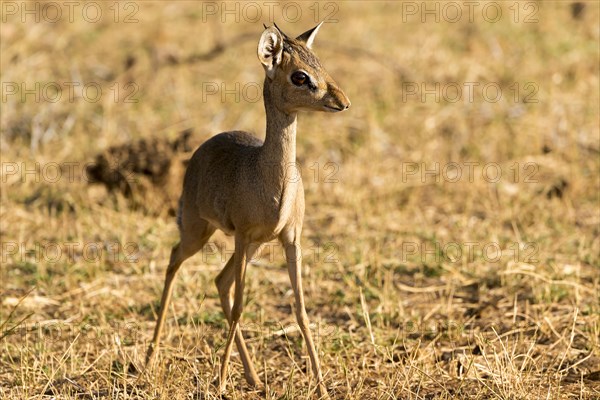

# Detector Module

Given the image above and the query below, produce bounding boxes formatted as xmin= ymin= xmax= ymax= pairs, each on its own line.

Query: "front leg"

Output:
xmin=215 ymin=254 xmax=262 ymax=388
xmin=280 ymin=228 xmax=328 ymax=398
xmin=219 ymin=236 xmax=259 ymax=392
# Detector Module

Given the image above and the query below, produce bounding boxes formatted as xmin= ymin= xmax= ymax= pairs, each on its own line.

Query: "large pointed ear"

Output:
xmin=296 ymin=21 xmax=324 ymax=48
xmin=258 ymin=26 xmax=283 ymax=79
xmin=273 ymin=22 xmax=291 ymax=41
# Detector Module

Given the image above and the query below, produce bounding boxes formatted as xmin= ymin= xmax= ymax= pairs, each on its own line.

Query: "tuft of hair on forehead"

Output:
xmin=282 ymin=37 xmax=322 ymax=70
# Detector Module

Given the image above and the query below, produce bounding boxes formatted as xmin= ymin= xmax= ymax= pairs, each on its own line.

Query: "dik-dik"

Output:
xmin=146 ymin=23 xmax=350 ymax=397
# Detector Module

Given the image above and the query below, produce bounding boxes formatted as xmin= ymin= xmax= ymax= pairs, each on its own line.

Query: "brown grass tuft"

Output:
xmin=1 ymin=2 xmax=598 ymax=399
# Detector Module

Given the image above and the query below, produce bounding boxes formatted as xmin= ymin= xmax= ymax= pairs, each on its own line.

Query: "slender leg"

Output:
xmin=281 ymin=232 xmax=328 ymax=398
xmin=218 ymin=236 xmax=258 ymax=392
xmin=215 ymin=253 xmax=261 ymax=387
xmin=146 ymin=218 xmax=215 ymax=365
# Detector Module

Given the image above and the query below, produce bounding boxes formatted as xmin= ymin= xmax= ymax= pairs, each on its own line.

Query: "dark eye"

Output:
xmin=291 ymin=71 xmax=308 ymax=86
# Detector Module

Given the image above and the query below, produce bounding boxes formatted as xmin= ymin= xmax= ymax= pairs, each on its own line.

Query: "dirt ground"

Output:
xmin=1 ymin=1 xmax=599 ymax=399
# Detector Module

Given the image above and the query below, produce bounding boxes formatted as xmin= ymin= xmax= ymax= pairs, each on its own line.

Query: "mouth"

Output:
xmin=323 ymin=105 xmax=345 ymax=112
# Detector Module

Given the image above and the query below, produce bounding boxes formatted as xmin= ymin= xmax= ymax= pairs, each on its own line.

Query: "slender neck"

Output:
xmin=259 ymin=79 xmax=298 ymax=170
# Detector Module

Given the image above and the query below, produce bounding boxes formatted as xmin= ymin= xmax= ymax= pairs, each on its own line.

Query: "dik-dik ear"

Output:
xmin=296 ymin=21 xmax=324 ymax=49
xmin=258 ymin=26 xmax=283 ymax=79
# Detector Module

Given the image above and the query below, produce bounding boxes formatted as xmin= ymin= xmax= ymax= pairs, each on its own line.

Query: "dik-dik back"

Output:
xmin=181 ymin=131 xmax=266 ymax=236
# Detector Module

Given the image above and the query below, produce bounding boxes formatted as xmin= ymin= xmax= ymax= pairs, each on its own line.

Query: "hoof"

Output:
xmin=316 ymin=384 xmax=331 ymax=399
xmin=145 ymin=345 xmax=156 ymax=366
xmin=244 ymin=374 xmax=264 ymax=390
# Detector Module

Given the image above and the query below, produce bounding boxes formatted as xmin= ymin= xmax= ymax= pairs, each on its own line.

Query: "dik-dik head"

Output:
xmin=258 ymin=23 xmax=351 ymax=114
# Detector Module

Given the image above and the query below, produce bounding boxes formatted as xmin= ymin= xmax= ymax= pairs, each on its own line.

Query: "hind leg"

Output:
xmin=146 ymin=217 xmax=216 ymax=365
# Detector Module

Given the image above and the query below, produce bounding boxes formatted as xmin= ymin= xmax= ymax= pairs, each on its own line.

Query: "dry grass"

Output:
xmin=1 ymin=1 xmax=599 ymax=399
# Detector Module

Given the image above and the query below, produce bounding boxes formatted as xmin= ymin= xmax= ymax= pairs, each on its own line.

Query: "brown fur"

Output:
xmin=146 ymin=24 xmax=350 ymax=397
